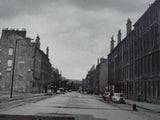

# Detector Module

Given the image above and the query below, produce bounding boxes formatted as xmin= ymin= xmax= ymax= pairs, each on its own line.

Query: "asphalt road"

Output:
xmin=0 ymin=92 xmax=160 ymax=120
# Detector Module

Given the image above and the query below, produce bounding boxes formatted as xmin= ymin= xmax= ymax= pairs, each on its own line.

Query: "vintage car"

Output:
xmin=111 ymin=93 xmax=125 ymax=103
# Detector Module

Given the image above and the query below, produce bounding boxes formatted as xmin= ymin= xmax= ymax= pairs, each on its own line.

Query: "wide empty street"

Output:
xmin=0 ymin=92 xmax=160 ymax=120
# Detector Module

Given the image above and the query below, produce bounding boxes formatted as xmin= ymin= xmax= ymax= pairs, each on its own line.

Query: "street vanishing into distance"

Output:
xmin=0 ymin=92 xmax=160 ymax=120
xmin=1 ymin=0 xmax=160 ymax=120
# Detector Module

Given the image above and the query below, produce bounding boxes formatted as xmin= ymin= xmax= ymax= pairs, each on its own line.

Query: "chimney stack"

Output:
xmin=1 ymin=28 xmax=26 ymax=38
xmin=97 ymin=58 xmax=100 ymax=65
xmin=126 ymin=18 xmax=132 ymax=35
xmin=117 ymin=29 xmax=121 ymax=44
xmin=110 ymin=35 xmax=115 ymax=52
xmin=46 ymin=46 xmax=49 ymax=57
xmin=36 ymin=34 xmax=40 ymax=48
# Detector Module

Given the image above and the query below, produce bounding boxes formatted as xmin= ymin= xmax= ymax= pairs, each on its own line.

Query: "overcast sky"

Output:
xmin=0 ymin=0 xmax=155 ymax=80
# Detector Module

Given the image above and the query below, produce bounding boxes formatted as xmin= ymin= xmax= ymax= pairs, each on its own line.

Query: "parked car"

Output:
xmin=102 ymin=92 xmax=111 ymax=101
xmin=56 ymin=90 xmax=61 ymax=94
xmin=46 ymin=89 xmax=52 ymax=95
xmin=68 ymin=89 xmax=72 ymax=92
xmin=59 ymin=88 xmax=65 ymax=94
xmin=111 ymin=93 xmax=125 ymax=103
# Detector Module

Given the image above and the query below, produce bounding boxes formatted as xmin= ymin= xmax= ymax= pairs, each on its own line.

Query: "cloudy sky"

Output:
xmin=0 ymin=0 xmax=155 ymax=80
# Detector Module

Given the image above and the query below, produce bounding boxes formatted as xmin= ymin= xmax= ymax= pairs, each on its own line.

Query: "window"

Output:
xmin=6 ymin=68 xmax=12 ymax=72
xmin=7 ymin=60 xmax=12 ymax=67
xmin=0 ymin=72 xmax=2 ymax=79
xmin=135 ymin=82 xmax=137 ymax=94
xmin=148 ymin=81 xmax=151 ymax=96
xmin=18 ymin=74 xmax=24 ymax=80
xmin=155 ymin=51 xmax=159 ymax=71
xmin=8 ymin=48 xmax=13 ymax=56
xmin=158 ymin=81 xmax=160 ymax=96
xmin=5 ymin=82 xmax=10 ymax=89
xmin=141 ymin=82 xmax=143 ymax=95
xmin=148 ymin=56 xmax=150 ymax=72
xmin=19 ymin=61 xmax=25 ymax=69
xmin=19 ymin=46 xmax=26 ymax=56
xmin=151 ymin=53 xmax=154 ymax=72
xmin=153 ymin=81 xmax=155 ymax=97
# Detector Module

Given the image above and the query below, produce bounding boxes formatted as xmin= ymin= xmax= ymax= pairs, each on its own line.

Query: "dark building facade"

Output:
xmin=32 ymin=44 xmax=52 ymax=93
xmin=83 ymin=65 xmax=99 ymax=94
xmin=108 ymin=0 xmax=160 ymax=103
xmin=98 ymin=58 xmax=108 ymax=94
xmin=0 ymin=29 xmax=53 ymax=93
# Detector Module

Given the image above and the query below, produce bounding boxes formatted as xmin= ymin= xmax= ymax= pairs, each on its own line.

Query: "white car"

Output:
xmin=84 ymin=91 xmax=87 ymax=94
xmin=111 ymin=93 xmax=125 ymax=103
xmin=56 ymin=90 xmax=61 ymax=94
xmin=68 ymin=89 xmax=72 ymax=92
xmin=46 ymin=89 xmax=52 ymax=95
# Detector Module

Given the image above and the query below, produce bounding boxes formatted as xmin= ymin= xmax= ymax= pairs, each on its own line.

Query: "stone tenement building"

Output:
xmin=108 ymin=0 xmax=160 ymax=103
xmin=0 ymin=28 xmax=52 ymax=93
xmin=98 ymin=58 xmax=108 ymax=94
xmin=83 ymin=58 xmax=108 ymax=95
xmin=83 ymin=65 xmax=98 ymax=94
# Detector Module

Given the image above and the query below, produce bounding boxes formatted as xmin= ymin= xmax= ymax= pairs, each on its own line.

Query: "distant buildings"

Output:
xmin=83 ymin=58 xmax=108 ymax=95
xmin=0 ymin=28 xmax=55 ymax=93
xmin=108 ymin=0 xmax=160 ymax=103
xmin=84 ymin=65 xmax=98 ymax=94
xmin=67 ymin=79 xmax=82 ymax=91
xmin=98 ymin=58 xmax=108 ymax=94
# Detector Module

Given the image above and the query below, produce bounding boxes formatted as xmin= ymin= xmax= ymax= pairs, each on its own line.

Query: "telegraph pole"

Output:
xmin=10 ymin=39 xmax=18 ymax=98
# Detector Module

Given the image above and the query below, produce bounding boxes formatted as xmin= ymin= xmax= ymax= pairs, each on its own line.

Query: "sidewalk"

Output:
xmin=126 ymin=99 xmax=160 ymax=113
xmin=0 ymin=91 xmax=46 ymax=103
xmin=94 ymin=93 xmax=160 ymax=113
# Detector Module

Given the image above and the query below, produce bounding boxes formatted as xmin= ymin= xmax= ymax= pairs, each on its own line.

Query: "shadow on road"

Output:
xmin=0 ymin=114 xmax=107 ymax=120
xmin=50 ymin=105 xmax=129 ymax=111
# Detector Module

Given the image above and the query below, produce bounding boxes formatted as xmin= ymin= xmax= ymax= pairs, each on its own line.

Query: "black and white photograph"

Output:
xmin=0 ymin=0 xmax=160 ymax=120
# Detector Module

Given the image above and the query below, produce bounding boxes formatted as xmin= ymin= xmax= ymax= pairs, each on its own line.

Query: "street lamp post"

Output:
xmin=10 ymin=39 xmax=20 ymax=98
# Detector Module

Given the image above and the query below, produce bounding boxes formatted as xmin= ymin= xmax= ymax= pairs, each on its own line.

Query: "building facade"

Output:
xmin=83 ymin=58 xmax=108 ymax=95
xmin=83 ymin=65 xmax=98 ymax=94
xmin=98 ymin=58 xmax=108 ymax=94
xmin=0 ymin=29 xmax=52 ymax=93
xmin=108 ymin=0 xmax=160 ymax=103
